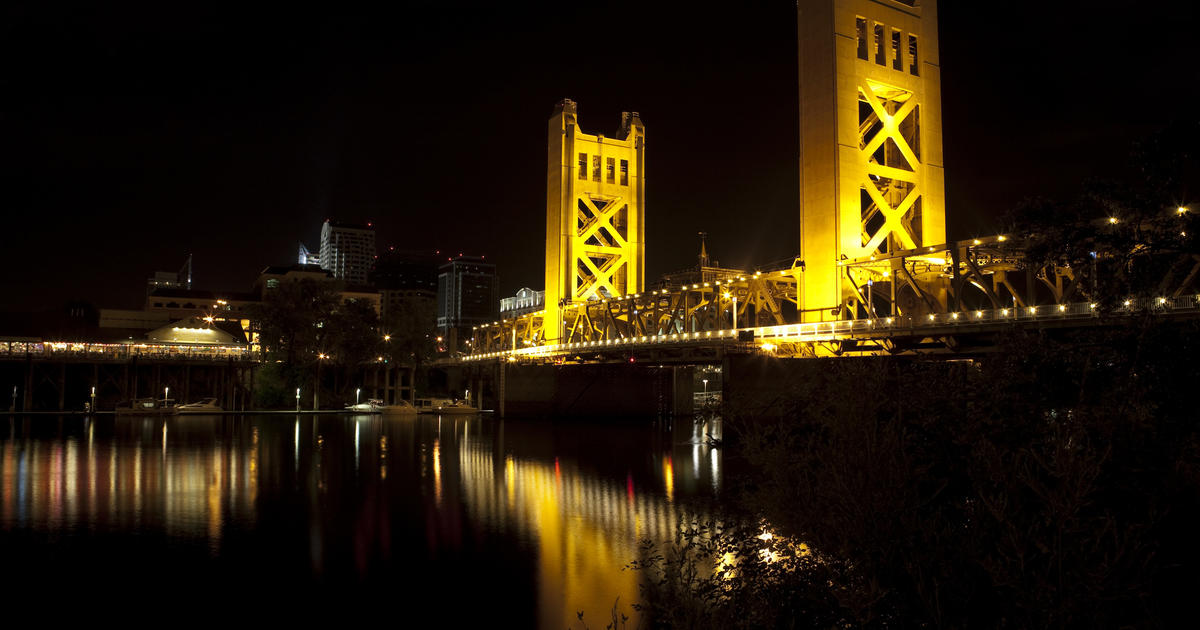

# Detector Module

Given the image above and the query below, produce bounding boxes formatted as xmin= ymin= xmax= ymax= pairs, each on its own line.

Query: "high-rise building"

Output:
xmin=318 ymin=220 xmax=376 ymax=285
xmin=373 ymin=249 xmax=440 ymax=325
xmin=436 ymin=255 xmax=498 ymax=334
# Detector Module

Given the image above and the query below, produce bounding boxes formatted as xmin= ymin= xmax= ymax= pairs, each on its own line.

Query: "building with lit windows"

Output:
xmin=437 ymin=255 xmax=498 ymax=350
xmin=318 ymin=220 xmax=376 ymax=285
xmin=500 ymin=288 xmax=544 ymax=317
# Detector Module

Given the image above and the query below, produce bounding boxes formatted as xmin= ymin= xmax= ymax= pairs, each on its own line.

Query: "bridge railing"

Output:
xmin=0 ymin=340 xmax=255 ymax=362
xmin=462 ymin=295 xmax=1200 ymax=362
xmin=752 ymin=296 xmax=1200 ymax=342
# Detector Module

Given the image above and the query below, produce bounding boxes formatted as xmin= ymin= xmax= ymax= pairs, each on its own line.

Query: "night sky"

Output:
xmin=4 ymin=1 xmax=1197 ymax=311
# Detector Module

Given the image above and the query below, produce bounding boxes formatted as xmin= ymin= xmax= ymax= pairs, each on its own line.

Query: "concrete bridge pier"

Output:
xmin=446 ymin=362 xmax=695 ymax=420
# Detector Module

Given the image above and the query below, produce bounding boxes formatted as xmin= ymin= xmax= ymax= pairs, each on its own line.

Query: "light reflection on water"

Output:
xmin=0 ymin=413 xmax=722 ymax=627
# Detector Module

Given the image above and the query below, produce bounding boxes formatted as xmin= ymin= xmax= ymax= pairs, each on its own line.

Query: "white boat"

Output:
xmin=177 ymin=397 xmax=222 ymax=414
xmin=346 ymin=398 xmax=384 ymax=413
xmin=415 ymin=397 xmax=479 ymax=415
xmin=381 ymin=400 xmax=418 ymax=416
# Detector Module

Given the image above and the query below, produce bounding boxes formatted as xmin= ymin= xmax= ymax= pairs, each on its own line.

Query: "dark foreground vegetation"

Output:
xmin=632 ymin=319 xmax=1200 ymax=628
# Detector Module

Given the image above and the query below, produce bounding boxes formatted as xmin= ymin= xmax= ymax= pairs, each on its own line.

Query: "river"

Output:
xmin=0 ymin=412 xmax=724 ymax=627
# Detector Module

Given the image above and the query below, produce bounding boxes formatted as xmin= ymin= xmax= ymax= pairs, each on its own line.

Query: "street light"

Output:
xmin=295 ymin=387 xmax=300 ymax=412
xmin=702 ymin=378 xmax=708 ymax=394
xmin=356 ymin=388 xmax=361 ymax=405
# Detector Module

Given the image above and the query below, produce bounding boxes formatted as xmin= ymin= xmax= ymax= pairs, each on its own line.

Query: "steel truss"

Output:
xmin=469 ymin=236 xmax=1200 ymax=358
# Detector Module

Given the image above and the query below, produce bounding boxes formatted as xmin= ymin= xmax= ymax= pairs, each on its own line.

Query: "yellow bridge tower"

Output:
xmin=798 ymin=0 xmax=946 ymax=321
xmin=544 ymin=100 xmax=646 ymax=343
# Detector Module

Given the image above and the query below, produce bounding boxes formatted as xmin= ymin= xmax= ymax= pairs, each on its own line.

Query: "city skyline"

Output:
xmin=5 ymin=2 xmax=1197 ymax=311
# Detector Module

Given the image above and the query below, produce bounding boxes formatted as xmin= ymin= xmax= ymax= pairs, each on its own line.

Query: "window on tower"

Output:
xmin=874 ymin=23 xmax=886 ymax=66
xmin=891 ymin=29 xmax=902 ymax=71
xmin=856 ymin=18 xmax=868 ymax=60
xmin=908 ymin=35 xmax=919 ymax=75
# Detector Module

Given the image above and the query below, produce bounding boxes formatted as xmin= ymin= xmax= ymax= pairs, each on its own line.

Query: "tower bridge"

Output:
xmin=443 ymin=0 xmax=1199 ymax=416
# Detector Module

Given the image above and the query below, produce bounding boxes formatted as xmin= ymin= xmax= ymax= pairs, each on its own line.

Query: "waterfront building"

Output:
xmin=319 ymin=220 xmax=376 ymax=284
xmin=500 ymin=288 xmax=544 ymax=318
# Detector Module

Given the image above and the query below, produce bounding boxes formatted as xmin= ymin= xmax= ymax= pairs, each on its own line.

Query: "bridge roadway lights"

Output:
xmin=461 ymin=296 xmax=1200 ymax=362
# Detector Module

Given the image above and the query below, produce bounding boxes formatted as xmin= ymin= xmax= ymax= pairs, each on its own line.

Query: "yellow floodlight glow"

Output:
xmin=1124 ymin=299 xmax=1132 ymax=306
xmin=1058 ymin=304 xmax=1066 ymax=312
xmin=972 ymin=239 xmax=981 ymax=245
xmin=760 ymin=343 xmax=776 ymax=352
xmin=998 ymin=235 xmax=1007 ymax=242
xmin=1178 ymin=206 xmax=1188 ymax=214
xmin=1109 ymin=217 xmax=1119 ymax=224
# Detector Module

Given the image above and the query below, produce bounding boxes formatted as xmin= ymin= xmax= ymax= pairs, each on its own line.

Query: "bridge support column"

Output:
xmin=498 ymin=363 xmax=506 ymax=418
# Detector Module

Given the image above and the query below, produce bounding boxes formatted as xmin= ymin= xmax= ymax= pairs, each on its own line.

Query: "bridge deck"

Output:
xmin=459 ymin=296 xmax=1200 ymax=363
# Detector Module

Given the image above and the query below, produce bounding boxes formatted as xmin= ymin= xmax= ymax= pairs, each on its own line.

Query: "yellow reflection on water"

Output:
xmin=663 ymin=455 xmax=674 ymax=503
xmin=432 ymin=439 xmax=442 ymax=507
xmin=453 ymin=423 xmax=721 ymax=629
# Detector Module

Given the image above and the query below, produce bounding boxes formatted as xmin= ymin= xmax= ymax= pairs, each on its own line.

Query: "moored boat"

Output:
xmin=381 ymin=399 xmax=419 ymax=416
xmin=346 ymin=399 xmax=384 ymax=413
xmin=177 ymin=397 xmax=222 ymax=414
xmin=415 ymin=397 xmax=479 ymax=415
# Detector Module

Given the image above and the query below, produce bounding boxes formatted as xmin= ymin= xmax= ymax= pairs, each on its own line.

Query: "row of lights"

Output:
xmin=1109 ymin=205 xmax=1189 ymax=224
xmin=469 ymin=294 xmax=1200 ymax=360
xmin=464 ymin=329 xmax=741 ymax=360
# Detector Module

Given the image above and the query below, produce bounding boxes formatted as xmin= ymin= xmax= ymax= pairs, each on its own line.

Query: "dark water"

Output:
xmin=0 ymin=413 xmax=723 ymax=626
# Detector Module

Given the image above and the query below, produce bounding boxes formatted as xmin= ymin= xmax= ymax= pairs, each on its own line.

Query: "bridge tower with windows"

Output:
xmin=544 ymin=99 xmax=646 ymax=343
xmin=798 ymin=0 xmax=946 ymax=321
